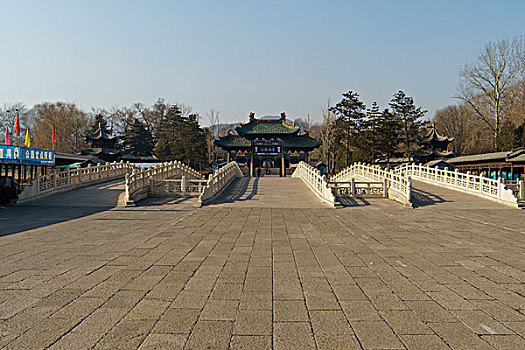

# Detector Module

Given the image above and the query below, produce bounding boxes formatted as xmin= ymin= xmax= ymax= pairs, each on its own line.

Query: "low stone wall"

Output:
xmin=332 ymin=163 xmax=412 ymax=207
xmin=17 ymin=161 xmax=134 ymax=203
xmin=397 ymin=164 xmax=519 ymax=208
xmin=125 ymin=161 xmax=203 ymax=206
xmin=291 ymin=162 xmax=336 ymax=206
xmin=197 ymin=162 xmax=243 ymax=206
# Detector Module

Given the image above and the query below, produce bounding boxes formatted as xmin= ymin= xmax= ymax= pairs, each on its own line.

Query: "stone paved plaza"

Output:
xmin=1 ymin=177 xmax=525 ymax=349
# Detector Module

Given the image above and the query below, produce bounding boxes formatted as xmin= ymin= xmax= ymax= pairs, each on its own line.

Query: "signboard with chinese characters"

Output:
xmin=255 ymin=146 xmax=281 ymax=155
xmin=253 ymin=138 xmax=282 ymax=146
xmin=0 ymin=145 xmax=21 ymax=164
xmin=20 ymin=147 xmax=55 ymax=166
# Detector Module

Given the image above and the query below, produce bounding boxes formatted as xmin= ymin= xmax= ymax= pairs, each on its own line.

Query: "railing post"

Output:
xmin=383 ymin=177 xmax=388 ymax=198
xmin=67 ymin=167 xmax=71 ymax=186
xmin=77 ymin=164 xmax=82 ymax=183
xmin=479 ymin=176 xmax=484 ymax=194
xmin=498 ymin=177 xmax=504 ymax=201
xmin=52 ymin=168 xmax=57 ymax=190
xmin=181 ymin=176 xmax=187 ymax=194
xmin=407 ymin=176 xmax=412 ymax=202
xmin=125 ymin=173 xmax=130 ymax=202
xmin=36 ymin=173 xmax=40 ymax=196
xmin=519 ymin=179 xmax=525 ymax=200
xmin=350 ymin=178 xmax=355 ymax=196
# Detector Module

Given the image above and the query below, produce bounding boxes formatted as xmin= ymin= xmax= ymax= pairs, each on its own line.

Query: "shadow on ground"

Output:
xmin=411 ymin=187 xmax=450 ymax=208
xmin=336 ymin=195 xmax=371 ymax=207
xmin=208 ymin=177 xmax=259 ymax=205
xmin=114 ymin=196 xmax=196 ymax=212
xmin=0 ymin=180 xmax=124 ymax=237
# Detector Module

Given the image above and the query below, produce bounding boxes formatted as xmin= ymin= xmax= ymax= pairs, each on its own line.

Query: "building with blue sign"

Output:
xmin=0 ymin=145 xmax=55 ymax=203
xmin=215 ymin=113 xmax=321 ymax=177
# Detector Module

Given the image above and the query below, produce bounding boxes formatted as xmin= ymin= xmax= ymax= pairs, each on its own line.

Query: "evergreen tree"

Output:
xmin=89 ymin=113 xmax=111 ymax=134
xmin=330 ymin=91 xmax=367 ymax=167
xmin=154 ymin=105 xmax=207 ymax=168
xmin=121 ymin=119 xmax=155 ymax=156
xmin=495 ymin=120 xmax=516 ymax=151
xmin=364 ymin=102 xmax=383 ymax=162
xmin=389 ymin=91 xmax=427 ymax=157
xmin=375 ymin=109 xmax=403 ymax=165
xmin=514 ymin=122 xmax=525 ymax=148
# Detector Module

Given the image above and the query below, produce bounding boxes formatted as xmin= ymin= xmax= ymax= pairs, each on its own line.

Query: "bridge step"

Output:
xmin=518 ymin=201 xmax=525 ymax=209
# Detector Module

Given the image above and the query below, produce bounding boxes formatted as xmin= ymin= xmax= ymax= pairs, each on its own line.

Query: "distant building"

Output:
xmin=77 ymin=123 xmax=120 ymax=162
xmin=215 ymin=113 xmax=322 ymax=177
xmin=447 ymin=147 xmax=525 ymax=180
xmin=76 ymin=123 xmax=157 ymax=164
xmin=416 ymin=124 xmax=456 ymax=163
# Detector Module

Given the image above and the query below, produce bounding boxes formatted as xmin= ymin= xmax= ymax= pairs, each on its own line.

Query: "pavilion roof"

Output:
xmin=418 ymin=124 xmax=454 ymax=143
xmin=236 ymin=116 xmax=300 ymax=136
xmin=86 ymin=123 xmax=117 ymax=141
xmin=418 ymin=149 xmax=455 ymax=158
xmin=215 ymin=135 xmax=251 ymax=148
xmin=284 ymin=135 xmax=322 ymax=149
xmin=77 ymin=147 xmax=121 ymax=156
xmin=215 ymin=134 xmax=322 ymax=150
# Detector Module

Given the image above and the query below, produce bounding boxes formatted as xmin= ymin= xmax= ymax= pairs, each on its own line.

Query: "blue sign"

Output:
xmin=253 ymin=139 xmax=282 ymax=146
xmin=0 ymin=145 xmax=21 ymax=164
xmin=256 ymin=146 xmax=280 ymax=155
xmin=21 ymin=147 xmax=55 ymax=166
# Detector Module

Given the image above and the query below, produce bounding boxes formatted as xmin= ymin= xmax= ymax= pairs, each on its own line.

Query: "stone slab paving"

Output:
xmin=207 ymin=176 xmax=332 ymax=208
xmin=0 ymin=177 xmax=524 ymax=349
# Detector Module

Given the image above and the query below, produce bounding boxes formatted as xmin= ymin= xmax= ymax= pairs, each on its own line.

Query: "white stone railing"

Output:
xmin=197 ymin=161 xmax=243 ymax=206
xmin=291 ymin=161 xmax=336 ymax=206
xmin=395 ymin=163 xmax=519 ymax=208
xmin=150 ymin=178 xmax=209 ymax=196
xmin=125 ymin=161 xmax=203 ymax=205
xmin=17 ymin=161 xmax=135 ymax=203
xmin=332 ymin=163 xmax=412 ymax=207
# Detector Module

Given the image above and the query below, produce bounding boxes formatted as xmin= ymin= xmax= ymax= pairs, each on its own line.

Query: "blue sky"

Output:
xmin=0 ymin=0 xmax=524 ymax=125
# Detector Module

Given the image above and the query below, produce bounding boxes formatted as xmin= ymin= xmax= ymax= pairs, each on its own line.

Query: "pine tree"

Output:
xmin=364 ymin=102 xmax=382 ymax=162
xmin=89 ymin=114 xmax=111 ymax=134
xmin=121 ymin=119 xmax=154 ymax=156
xmin=330 ymin=91 xmax=367 ymax=167
xmin=154 ymin=105 xmax=207 ymax=168
xmin=495 ymin=120 xmax=516 ymax=151
xmin=375 ymin=109 xmax=403 ymax=165
xmin=389 ymin=91 xmax=427 ymax=157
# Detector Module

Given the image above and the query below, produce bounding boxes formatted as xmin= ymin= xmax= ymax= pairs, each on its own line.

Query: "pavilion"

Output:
xmin=215 ymin=113 xmax=322 ymax=177
xmin=76 ymin=123 xmax=121 ymax=162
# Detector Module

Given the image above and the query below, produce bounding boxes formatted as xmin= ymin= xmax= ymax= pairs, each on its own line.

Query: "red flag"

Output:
xmin=5 ymin=127 xmax=10 ymax=145
xmin=14 ymin=112 xmax=20 ymax=136
xmin=52 ymin=124 xmax=56 ymax=143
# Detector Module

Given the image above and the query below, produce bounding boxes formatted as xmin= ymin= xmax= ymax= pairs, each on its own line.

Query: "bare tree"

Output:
xmin=433 ymin=104 xmax=492 ymax=155
xmin=33 ymin=102 xmax=89 ymax=152
xmin=456 ymin=38 xmax=521 ymax=147
xmin=319 ymin=99 xmax=339 ymax=173
xmin=0 ymin=102 xmax=27 ymax=145
xmin=206 ymin=109 xmax=220 ymax=163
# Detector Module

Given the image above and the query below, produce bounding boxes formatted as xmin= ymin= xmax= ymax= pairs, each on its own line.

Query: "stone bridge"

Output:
xmin=1 ymin=174 xmax=524 ymax=349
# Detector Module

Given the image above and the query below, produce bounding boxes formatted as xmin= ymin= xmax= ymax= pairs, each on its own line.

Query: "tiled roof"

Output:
xmin=215 ymin=134 xmax=322 ymax=150
xmin=86 ymin=123 xmax=117 ymax=141
xmin=215 ymin=136 xmax=251 ymax=148
xmin=418 ymin=125 xmax=454 ymax=143
xmin=236 ymin=119 xmax=300 ymax=136
xmin=284 ymin=136 xmax=322 ymax=149
xmin=447 ymin=152 xmax=508 ymax=164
